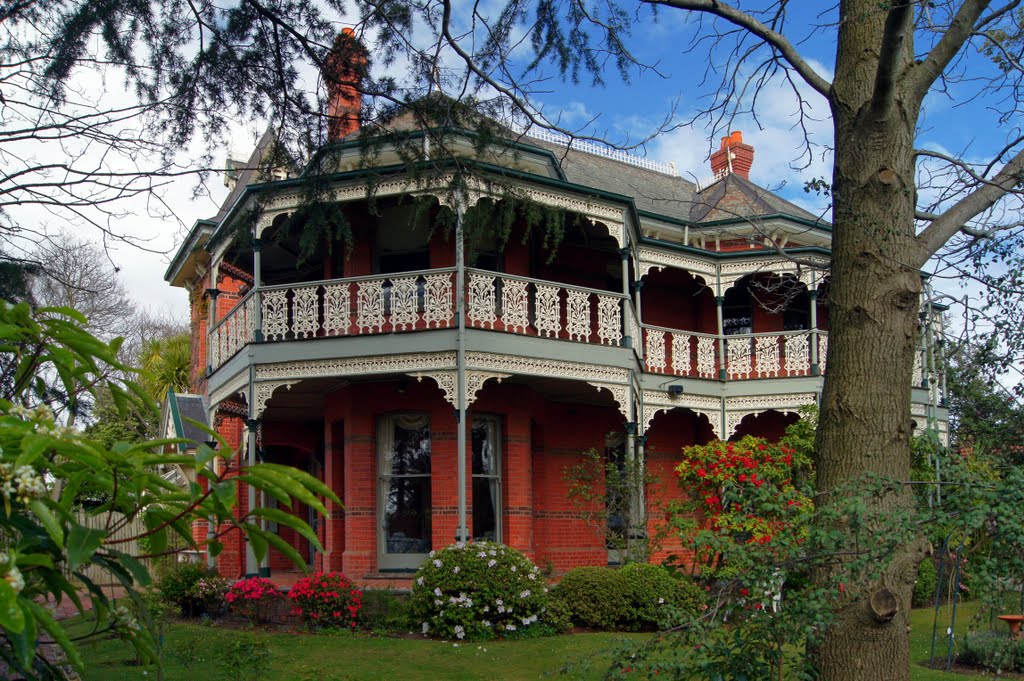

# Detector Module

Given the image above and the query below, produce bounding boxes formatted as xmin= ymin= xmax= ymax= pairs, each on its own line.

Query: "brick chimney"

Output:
xmin=709 ymin=131 xmax=754 ymax=179
xmin=322 ymin=28 xmax=367 ymax=142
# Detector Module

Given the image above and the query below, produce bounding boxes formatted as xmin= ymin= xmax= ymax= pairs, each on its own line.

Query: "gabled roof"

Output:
xmin=689 ymin=173 xmax=821 ymax=224
xmin=161 ymin=391 xmax=210 ymax=452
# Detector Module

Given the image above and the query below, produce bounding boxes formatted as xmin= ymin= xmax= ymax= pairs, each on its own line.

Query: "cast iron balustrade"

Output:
xmin=207 ymin=268 xmax=630 ymax=371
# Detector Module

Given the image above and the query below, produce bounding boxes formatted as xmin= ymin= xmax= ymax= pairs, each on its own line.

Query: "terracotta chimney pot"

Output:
xmin=710 ymin=131 xmax=755 ymax=179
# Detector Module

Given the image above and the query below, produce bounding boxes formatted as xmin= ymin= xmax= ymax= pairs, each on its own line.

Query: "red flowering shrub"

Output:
xmin=675 ymin=436 xmax=813 ymax=554
xmin=225 ymin=577 xmax=283 ymax=624
xmin=288 ymin=572 xmax=363 ymax=630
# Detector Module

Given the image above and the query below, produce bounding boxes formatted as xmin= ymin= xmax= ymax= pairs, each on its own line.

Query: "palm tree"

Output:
xmin=139 ymin=333 xmax=191 ymax=402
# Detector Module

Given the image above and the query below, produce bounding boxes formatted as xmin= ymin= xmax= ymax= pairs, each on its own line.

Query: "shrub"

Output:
xmin=912 ymin=558 xmax=938 ymax=607
xmin=556 ymin=566 xmax=630 ymax=630
xmin=410 ymin=541 xmax=549 ymax=641
xmin=225 ymin=577 xmax=283 ymax=625
xmin=543 ymin=594 xmax=574 ymax=634
xmin=557 ymin=564 xmax=704 ymax=631
xmin=621 ymin=563 xmax=705 ymax=629
xmin=288 ymin=572 xmax=363 ymax=630
xmin=959 ymin=631 xmax=1024 ymax=672
xmin=190 ymin=575 xmax=232 ymax=617
xmin=360 ymin=589 xmax=413 ymax=632
xmin=156 ymin=560 xmax=219 ymax=616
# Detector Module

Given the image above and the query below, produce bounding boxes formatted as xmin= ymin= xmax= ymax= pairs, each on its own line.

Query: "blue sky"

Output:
xmin=24 ymin=3 xmax=1020 ymax=336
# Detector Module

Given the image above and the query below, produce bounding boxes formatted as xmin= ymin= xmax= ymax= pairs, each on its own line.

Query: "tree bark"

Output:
xmin=812 ymin=3 xmax=930 ymax=680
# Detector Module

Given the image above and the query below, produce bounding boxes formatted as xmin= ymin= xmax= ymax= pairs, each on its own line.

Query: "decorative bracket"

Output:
xmin=587 ymin=381 xmax=631 ymax=421
xmin=254 ymin=380 xmax=299 ymax=419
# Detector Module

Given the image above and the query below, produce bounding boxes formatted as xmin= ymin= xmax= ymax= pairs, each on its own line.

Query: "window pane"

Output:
xmin=472 ymin=420 xmax=497 ymax=475
xmin=383 ymin=477 xmax=431 ymax=554
xmin=472 ymin=477 xmax=498 ymax=542
xmin=391 ymin=421 xmax=431 ymax=475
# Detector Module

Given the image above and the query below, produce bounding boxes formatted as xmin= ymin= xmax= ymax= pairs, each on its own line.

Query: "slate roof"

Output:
xmin=165 ymin=391 xmax=210 ymax=451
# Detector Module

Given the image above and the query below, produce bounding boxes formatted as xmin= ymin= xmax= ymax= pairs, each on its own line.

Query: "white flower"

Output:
xmin=487 ymin=559 xmax=497 ymax=568
xmin=519 ymin=590 xmax=531 ymax=599
xmin=422 ymin=622 xmax=430 ymax=634
xmin=482 ymin=620 xmax=492 ymax=628
xmin=433 ymin=559 xmax=443 ymax=568
xmin=429 ymin=550 xmax=436 ymax=557
xmin=495 ymin=599 xmax=503 ymax=605
xmin=506 ymin=624 xmax=517 ymax=631
xmin=453 ymin=566 xmax=460 ymax=574
xmin=510 ymin=565 xmax=516 ymax=572
xmin=482 ymin=606 xmax=489 ymax=613
xmin=478 ymin=551 xmax=487 ymax=558
xmin=416 ymin=577 xmax=425 ymax=586
xmin=658 ymin=597 xmax=665 ymax=604
xmin=434 ymin=587 xmax=442 ymax=596
xmin=3 ymin=563 xmax=24 ymax=594
xmin=454 ymin=625 xmax=465 ymax=639
xmin=528 ymin=573 xmax=536 ymax=580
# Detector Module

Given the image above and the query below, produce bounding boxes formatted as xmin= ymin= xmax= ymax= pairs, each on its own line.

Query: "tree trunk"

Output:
xmin=813 ymin=3 xmax=930 ymax=680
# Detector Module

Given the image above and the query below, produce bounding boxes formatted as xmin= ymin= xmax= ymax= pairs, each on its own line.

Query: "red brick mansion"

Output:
xmin=165 ymin=60 xmax=947 ymax=582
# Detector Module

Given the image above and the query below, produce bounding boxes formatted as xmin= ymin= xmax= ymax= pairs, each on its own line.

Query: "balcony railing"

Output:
xmin=207 ymin=268 xmax=629 ymax=371
xmin=209 ymin=290 xmax=255 ymax=371
xmin=643 ymin=325 xmax=824 ymax=379
xmin=465 ymin=268 xmax=625 ymax=346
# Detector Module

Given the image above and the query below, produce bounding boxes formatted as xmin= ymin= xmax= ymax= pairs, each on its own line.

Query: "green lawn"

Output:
xmin=68 ymin=601 xmax=1008 ymax=680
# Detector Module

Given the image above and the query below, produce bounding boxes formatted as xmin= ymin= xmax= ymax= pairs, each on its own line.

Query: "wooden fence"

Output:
xmin=65 ymin=511 xmax=154 ymax=586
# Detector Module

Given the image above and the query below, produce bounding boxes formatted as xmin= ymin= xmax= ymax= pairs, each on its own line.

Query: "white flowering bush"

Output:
xmin=410 ymin=541 xmax=550 ymax=640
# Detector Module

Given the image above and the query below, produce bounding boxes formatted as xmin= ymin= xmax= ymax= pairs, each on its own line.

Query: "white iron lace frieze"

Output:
xmin=784 ymin=334 xmax=810 ymax=375
xmin=468 ymin=272 xmax=498 ymax=328
xmin=636 ymin=247 xmax=715 ymax=283
xmin=323 ymin=282 xmax=351 ymax=336
xmin=566 ymin=289 xmax=591 ymax=341
xmin=465 ymin=372 xmax=512 ymax=406
xmin=412 ymin=371 xmax=457 ymax=406
xmin=257 ymin=351 xmax=458 ymax=381
xmin=390 ymin=276 xmax=420 ymax=331
xmin=910 ymin=403 xmax=927 ymax=418
xmin=262 ymin=289 xmax=289 ymax=341
xmin=356 ymin=279 xmax=386 ymax=333
xmin=423 ymin=273 xmax=453 ymax=328
xmin=726 ymin=337 xmax=753 ymax=379
xmin=754 ymin=336 xmax=781 ymax=377
xmin=818 ymin=334 xmax=829 ymax=373
xmin=640 ymin=391 xmax=722 ymax=437
xmin=696 ymin=336 xmax=717 ymax=378
xmin=501 ymin=278 xmax=530 ymax=333
xmin=518 ymin=187 xmax=626 ymax=246
xmin=596 ymin=295 xmax=622 ymax=346
xmin=642 ymin=405 xmax=722 ymax=439
xmin=724 ymin=393 xmax=818 ymax=413
xmin=254 ymin=380 xmax=299 ymax=418
xmin=587 ymin=382 xmax=631 ymax=421
xmin=292 ymin=285 xmax=321 ymax=339
xmin=718 ymin=257 xmax=830 ymax=295
xmin=535 ymin=284 xmax=562 ymax=337
xmin=466 ymin=352 xmax=629 ymax=385
xmin=209 ymin=371 xmax=249 ymax=408
xmin=671 ymin=334 xmax=692 ymax=375
xmin=645 ymin=329 xmax=667 ymax=372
